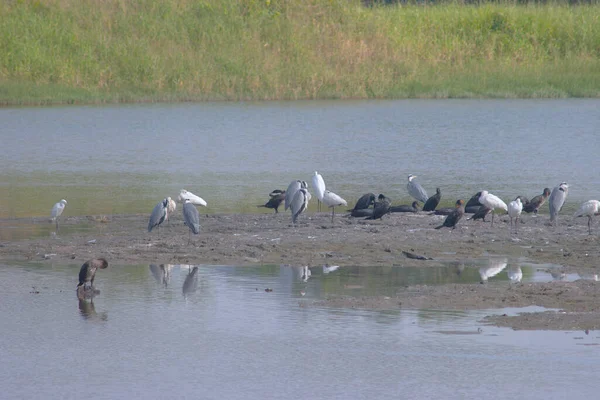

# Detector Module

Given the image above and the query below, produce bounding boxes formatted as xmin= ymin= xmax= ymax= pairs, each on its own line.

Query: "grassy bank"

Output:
xmin=1 ymin=0 xmax=599 ymax=104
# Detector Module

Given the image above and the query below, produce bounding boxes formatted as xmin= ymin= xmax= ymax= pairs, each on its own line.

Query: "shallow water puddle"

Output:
xmin=1 ymin=261 xmax=599 ymax=399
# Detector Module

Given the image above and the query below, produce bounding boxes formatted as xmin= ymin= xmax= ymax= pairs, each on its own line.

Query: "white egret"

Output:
xmin=165 ymin=196 xmax=176 ymax=224
xmin=321 ymin=190 xmax=347 ymax=223
xmin=178 ymin=189 xmax=207 ymax=207
xmin=290 ymin=188 xmax=310 ymax=224
xmin=182 ymin=198 xmax=200 ymax=244
xmin=478 ymin=191 xmax=508 ymax=227
xmin=573 ymin=200 xmax=600 ymax=234
xmin=523 ymin=188 xmax=551 ymax=214
xmin=549 ymin=182 xmax=568 ymax=225
xmin=507 ymin=197 xmax=523 ymax=234
xmin=50 ymin=199 xmax=68 ymax=232
xmin=312 ymin=171 xmax=326 ymax=211
xmin=148 ymin=198 xmax=168 ymax=232
xmin=406 ymin=174 xmax=429 ymax=203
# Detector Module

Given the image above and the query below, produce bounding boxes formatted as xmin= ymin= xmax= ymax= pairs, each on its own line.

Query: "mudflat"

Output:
xmin=1 ymin=210 xmax=599 ymax=330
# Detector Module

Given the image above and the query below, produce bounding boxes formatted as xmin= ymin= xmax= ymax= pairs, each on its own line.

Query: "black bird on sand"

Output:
xmin=78 ymin=258 xmax=108 ymax=289
xmin=351 ymin=193 xmax=376 ymax=211
xmin=468 ymin=205 xmax=492 ymax=221
xmin=350 ymin=208 xmax=374 ymax=218
xmin=258 ymin=189 xmax=286 ymax=213
xmin=435 ymin=199 xmax=465 ymax=230
xmin=523 ymin=188 xmax=551 ymax=214
xmin=422 ymin=188 xmax=442 ymax=212
xmin=366 ymin=194 xmax=391 ymax=220
xmin=464 ymin=192 xmax=483 ymax=213
xmin=389 ymin=201 xmax=420 ymax=213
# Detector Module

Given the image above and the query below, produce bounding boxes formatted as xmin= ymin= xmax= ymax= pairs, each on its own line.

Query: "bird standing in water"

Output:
xmin=435 ymin=199 xmax=465 ymax=230
xmin=77 ymin=258 xmax=108 ymax=289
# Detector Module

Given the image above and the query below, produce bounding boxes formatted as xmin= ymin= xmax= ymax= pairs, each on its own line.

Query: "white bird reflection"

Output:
xmin=149 ymin=264 xmax=172 ymax=287
xmin=291 ymin=266 xmax=312 ymax=282
xmin=507 ymin=265 xmax=523 ymax=283
xmin=479 ymin=258 xmax=508 ymax=283
xmin=322 ymin=264 xmax=340 ymax=274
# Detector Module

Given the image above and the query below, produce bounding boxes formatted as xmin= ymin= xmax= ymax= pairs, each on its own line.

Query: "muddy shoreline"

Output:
xmin=1 ymin=211 xmax=599 ymax=330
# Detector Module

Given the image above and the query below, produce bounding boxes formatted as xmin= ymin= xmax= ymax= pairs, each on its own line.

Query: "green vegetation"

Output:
xmin=1 ymin=0 xmax=599 ymax=104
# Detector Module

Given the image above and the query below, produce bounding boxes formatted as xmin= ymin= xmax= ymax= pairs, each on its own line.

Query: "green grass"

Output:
xmin=1 ymin=0 xmax=599 ymax=105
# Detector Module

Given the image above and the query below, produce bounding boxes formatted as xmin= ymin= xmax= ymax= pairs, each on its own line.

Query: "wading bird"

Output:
xmin=312 ymin=171 xmax=326 ymax=212
xmin=407 ymin=174 xmax=429 ymax=203
xmin=549 ymin=182 xmax=569 ymax=225
xmin=258 ymin=189 xmax=286 ymax=213
xmin=77 ymin=258 xmax=108 ymax=289
xmin=178 ymin=189 xmax=207 ymax=207
xmin=573 ymin=199 xmax=600 ymax=234
xmin=435 ymin=199 xmax=465 ymax=230
xmin=166 ymin=197 xmax=177 ymax=224
xmin=51 ymin=199 xmax=68 ymax=232
xmin=523 ymin=188 xmax=551 ymax=214
xmin=422 ymin=188 xmax=442 ymax=212
xmin=182 ymin=199 xmax=200 ymax=244
xmin=507 ymin=197 xmax=523 ymax=234
xmin=290 ymin=188 xmax=310 ymax=224
xmin=148 ymin=198 xmax=168 ymax=232
xmin=285 ymin=180 xmax=307 ymax=211
xmin=351 ymin=193 xmax=376 ymax=211
xmin=478 ymin=191 xmax=507 ymax=227
xmin=321 ymin=190 xmax=347 ymax=223
xmin=389 ymin=201 xmax=420 ymax=213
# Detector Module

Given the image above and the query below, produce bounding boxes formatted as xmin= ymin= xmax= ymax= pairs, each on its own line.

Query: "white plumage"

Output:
xmin=165 ymin=196 xmax=176 ymax=224
xmin=507 ymin=197 xmax=523 ymax=234
xmin=178 ymin=189 xmax=207 ymax=207
xmin=479 ymin=190 xmax=508 ymax=227
xmin=321 ymin=190 xmax=347 ymax=223
xmin=573 ymin=199 xmax=600 ymax=234
xmin=50 ymin=199 xmax=68 ymax=232
xmin=479 ymin=258 xmax=508 ymax=283
xmin=507 ymin=266 xmax=523 ymax=283
xmin=312 ymin=171 xmax=326 ymax=211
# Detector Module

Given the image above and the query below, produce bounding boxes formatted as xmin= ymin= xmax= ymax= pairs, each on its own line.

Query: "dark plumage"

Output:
xmin=433 ymin=207 xmax=455 ymax=216
xmin=468 ymin=205 xmax=492 ymax=221
xmin=435 ymin=200 xmax=465 ymax=229
xmin=77 ymin=258 xmax=108 ymax=288
xmin=350 ymin=208 xmax=374 ymax=218
xmin=422 ymin=188 xmax=442 ymax=212
xmin=464 ymin=205 xmax=482 ymax=214
xmin=389 ymin=201 xmax=420 ymax=213
xmin=523 ymin=188 xmax=551 ymax=214
xmin=352 ymin=193 xmax=376 ymax=211
xmin=465 ymin=192 xmax=483 ymax=209
xmin=148 ymin=199 xmax=168 ymax=232
xmin=365 ymin=194 xmax=391 ymax=220
xmin=258 ymin=190 xmax=286 ymax=213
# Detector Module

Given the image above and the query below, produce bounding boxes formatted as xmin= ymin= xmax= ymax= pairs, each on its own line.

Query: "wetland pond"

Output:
xmin=1 ymin=261 xmax=599 ymax=399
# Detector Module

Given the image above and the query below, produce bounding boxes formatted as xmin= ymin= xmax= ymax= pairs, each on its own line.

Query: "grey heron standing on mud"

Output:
xmin=406 ymin=174 xmax=429 ymax=204
xmin=290 ymin=188 xmax=310 ymax=225
xmin=148 ymin=198 xmax=168 ymax=233
xmin=549 ymin=182 xmax=568 ymax=226
xmin=285 ymin=180 xmax=309 ymax=211
xmin=51 ymin=199 xmax=68 ymax=232
xmin=183 ymin=198 xmax=200 ymax=244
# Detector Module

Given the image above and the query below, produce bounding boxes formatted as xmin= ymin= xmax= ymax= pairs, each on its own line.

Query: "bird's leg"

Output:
xmin=491 ymin=211 xmax=495 ymax=227
xmin=515 ymin=217 xmax=519 ymax=234
xmin=55 ymin=219 xmax=59 ymax=233
xmin=588 ymin=216 xmax=592 ymax=235
xmin=331 ymin=207 xmax=335 ymax=224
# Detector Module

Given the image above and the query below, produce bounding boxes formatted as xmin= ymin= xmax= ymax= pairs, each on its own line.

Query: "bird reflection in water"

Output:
xmin=182 ymin=266 xmax=199 ymax=297
xmin=507 ymin=265 xmax=523 ymax=283
xmin=479 ymin=258 xmax=508 ymax=283
xmin=77 ymin=296 xmax=108 ymax=321
xmin=149 ymin=264 xmax=172 ymax=287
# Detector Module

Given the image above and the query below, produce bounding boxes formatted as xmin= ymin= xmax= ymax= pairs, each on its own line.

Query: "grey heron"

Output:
xmin=183 ymin=198 xmax=200 ymax=244
xmin=290 ymin=187 xmax=310 ymax=224
xmin=406 ymin=174 xmax=429 ymax=203
xmin=257 ymin=189 xmax=286 ymax=213
xmin=573 ymin=199 xmax=600 ymax=234
xmin=478 ymin=191 xmax=507 ymax=227
xmin=178 ymin=189 xmax=207 ymax=207
xmin=321 ymin=190 xmax=347 ymax=223
xmin=312 ymin=171 xmax=326 ymax=212
xmin=77 ymin=258 xmax=108 ymax=289
xmin=507 ymin=197 xmax=523 ymax=234
xmin=389 ymin=201 xmax=420 ymax=213
xmin=148 ymin=198 xmax=168 ymax=232
xmin=285 ymin=180 xmax=307 ymax=211
xmin=351 ymin=193 xmax=376 ymax=211
xmin=366 ymin=194 xmax=391 ymax=220
xmin=523 ymin=188 xmax=551 ymax=214
xmin=422 ymin=188 xmax=442 ymax=212
xmin=435 ymin=199 xmax=465 ymax=230
xmin=549 ymin=182 xmax=568 ymax=225
xmin=50 ymin=199 xmax=68 ymax=232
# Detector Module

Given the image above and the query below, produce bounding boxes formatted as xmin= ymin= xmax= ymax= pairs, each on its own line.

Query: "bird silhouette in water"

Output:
xmin=523 ymin=188 xmax=551 ymax=214
xmin=366 ymin=194 xmax=391 ymax=220
xmin=258 ymin=189 xmax=286 ymax=213
xmin=422 ymin=188 xmax=442 ymax=212
xmin=435 ymin=199 xmax=465 ymax=230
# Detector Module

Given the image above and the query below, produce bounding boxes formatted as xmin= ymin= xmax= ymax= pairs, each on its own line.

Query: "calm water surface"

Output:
xmin=1 ymin=261 xmax=599 ymax=399
xmin=1 ymin=99 xmax=598 ymax=218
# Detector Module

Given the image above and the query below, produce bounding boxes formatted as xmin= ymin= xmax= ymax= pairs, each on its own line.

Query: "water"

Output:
xmin=1 ymin=99 xmax=599 ymax=218
xmin=1 ymin=261 xmax=599 ymax=399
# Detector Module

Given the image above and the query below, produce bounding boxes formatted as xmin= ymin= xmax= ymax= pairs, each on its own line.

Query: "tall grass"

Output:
xmin=1 ymin=0 xmax=599 ymax=104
